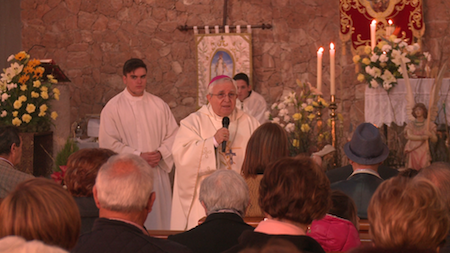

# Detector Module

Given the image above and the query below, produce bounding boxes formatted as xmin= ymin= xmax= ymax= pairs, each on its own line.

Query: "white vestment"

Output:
xmin=236 ymin=91 xmax=268 ymax=124
xmin=99 ymin=88 xmax=179 ymax=230
xmin=170 ymin=104 xmax=260 ymax=230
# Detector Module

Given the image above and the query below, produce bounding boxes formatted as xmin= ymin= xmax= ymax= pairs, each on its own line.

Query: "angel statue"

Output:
xmin=404 ymin=103 xmax=437 ymax=170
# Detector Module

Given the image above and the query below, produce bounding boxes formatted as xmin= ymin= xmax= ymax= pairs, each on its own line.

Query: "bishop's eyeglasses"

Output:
xmin=209 ymin=93 xmax=237 ymax=100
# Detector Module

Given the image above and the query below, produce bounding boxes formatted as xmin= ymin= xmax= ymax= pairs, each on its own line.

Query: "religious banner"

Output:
xmin=340 ymin=0 xmax=424 ymax=55
xmin=196 ymin=33 xmax=252 ymax=106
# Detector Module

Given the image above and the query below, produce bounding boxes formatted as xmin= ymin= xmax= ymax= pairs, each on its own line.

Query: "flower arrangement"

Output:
xmin=353 ymin=35 xmax=430 ymax=92
xmin=0 ymin=51 xmax=59 ymax=132
xmin=268 ymin=80 xmax=340 ymax=155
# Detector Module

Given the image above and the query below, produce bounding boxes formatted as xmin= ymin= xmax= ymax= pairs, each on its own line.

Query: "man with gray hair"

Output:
xmin=417 ymin=162 xmax=450 ymax=253
xmin=168 ymin=170 xmax=254 ymax=253
xmin=72 ymin=154 xmax=191 ymax=253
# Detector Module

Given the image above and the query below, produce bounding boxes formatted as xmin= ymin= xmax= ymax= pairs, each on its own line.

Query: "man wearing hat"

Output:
xmin=331 ymin=122 xmax=389 ymax=219
xmin=171 ymin=75 xmax=260 ymax=230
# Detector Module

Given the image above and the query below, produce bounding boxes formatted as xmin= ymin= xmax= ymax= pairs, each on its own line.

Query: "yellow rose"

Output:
xmin=51 ymin=79 xmax=58 ymax=84
xmin=362 ymin=58 xmax=371 ymax=65
xmin=305 ymin=105 xmax=314 ymax=112
xmin=31 ymin=91 xmax=39 ymax=98
xmin=40 ymin=104 xmax=48 ymax=112
xmin=377 ymin=41 xmax=387 ymax=49
xmin=364 ymin=46 xmax=372 ymax=55
xmin=292 ymin=113 xmax=302 ymax=121
xmin=301 ymin=124 xmax=311 ymax=133
xmin=352 ymin=55 xmax=361 ymax=63
xmin=20 ymin=85 xmax=27 ymax=91
xmin=53 ymin=88 xmax=60 ymax=95
xmin=292 ymin=139 xmax=300 ymax=148
xmin=389 ymin=34 xmax=397 ymax=42
xmin=312 ymin=101 xmax=319 ymax=107
xmin=54 ymin=93 xmax=60 ymax=101
xmin=13 ymin=100 xmax=22 ymax=109
xmin=12 ymin=111 xmax=18 ymax=117
xmin=51 ymin=111 xmax=58 ymax=120
xmin=12 ymin=117 xmax=22 ymax=126
xmin=22 ymin=114 xmax=32 ymax=123
xmin=19 ymin=95 xmax=27 ymax=102
xmin=33 ymin=80 xmax=41 ymax=88
xmin=357 ymin=73 xmax=365 ymax=82
xmin=26 ymin=104 xmax=36 ymax=113
xmin=41 ymin=91 xmax=49 ymax=99
xmin=308 ymin=114 xmax=316 ymax=120
xmin=40 ymin=86 xmax=48 ymax=92
xmin=38 ymin=111 xmax=46 ymax=117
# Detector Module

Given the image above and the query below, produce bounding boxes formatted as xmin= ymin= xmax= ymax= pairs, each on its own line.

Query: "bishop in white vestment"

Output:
xmin=170 ymin=75 xmax=260 ymax=230
xmin=99 ymin=59 xmax=179 ymax=230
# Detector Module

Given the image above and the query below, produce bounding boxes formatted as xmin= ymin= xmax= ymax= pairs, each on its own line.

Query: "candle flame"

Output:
xmin=318 ymin=47 xmax=324 ymax=53
xmin=388 ymin=19 xmax=393 ymax=25
xmin=371 ymin=20 xmax=376 ymax=25
xmin=330 ymin=43 xmax=335 ymax=50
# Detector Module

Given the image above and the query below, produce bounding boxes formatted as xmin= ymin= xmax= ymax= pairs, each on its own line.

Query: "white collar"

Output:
xmin=348 ymin=168 xmax=381 ymax=179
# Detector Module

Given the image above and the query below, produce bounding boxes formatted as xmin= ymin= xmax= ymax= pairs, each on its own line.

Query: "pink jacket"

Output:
xmin=308 ymin=214 xmax=360 ymax=252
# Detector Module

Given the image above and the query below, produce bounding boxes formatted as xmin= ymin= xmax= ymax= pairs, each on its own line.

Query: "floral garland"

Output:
xmin=0 ymin=51 xmax=59 ymax=132
xmin=354 ymin=35 xmax=430 ymax=92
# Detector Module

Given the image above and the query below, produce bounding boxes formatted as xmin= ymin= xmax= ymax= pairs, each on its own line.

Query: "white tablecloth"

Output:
xmin=365 ymin=78 xmax=450 ymax=127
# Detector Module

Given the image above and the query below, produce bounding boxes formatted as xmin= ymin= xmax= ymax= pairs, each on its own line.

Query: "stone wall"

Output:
xmin=19 ymin=0 xmax=450 ymax=151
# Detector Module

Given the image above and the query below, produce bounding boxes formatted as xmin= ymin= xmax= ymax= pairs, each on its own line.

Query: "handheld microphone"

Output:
xmin=222 ymin=116 xmax=230 ymax=152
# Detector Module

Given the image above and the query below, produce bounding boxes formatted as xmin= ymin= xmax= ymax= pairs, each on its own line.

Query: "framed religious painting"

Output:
xmin=340 ymin=0 xmax=425 ymax=55
xmin=196 ymin=33 xmax=252 ymax=106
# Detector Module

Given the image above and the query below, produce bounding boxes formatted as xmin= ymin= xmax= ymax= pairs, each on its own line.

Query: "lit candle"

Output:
xmin=317 ymin=47 xmax=324 ymax=93
xmin=370 ymin=20 xmax=377 ymax=51
xmin=386 ymin=19 xmax=394 ymax=37
xmin=330 ymin=43 xmax=335 ymax=95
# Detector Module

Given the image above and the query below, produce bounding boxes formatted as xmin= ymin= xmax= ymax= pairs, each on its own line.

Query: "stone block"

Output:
xmin=77 ymin=11 xmax=97 ymax=29
xmin=137 ymin=18 xmax=158 ymax=33
xmin=92 ymin=15 xmax=108 ymax=31
xmin=42 ymin=4 xmax=70 ymax=24
xmin=97 ymin=0 xmax=123 ymax=17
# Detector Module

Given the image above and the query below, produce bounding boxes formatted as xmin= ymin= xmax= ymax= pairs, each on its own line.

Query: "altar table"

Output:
xmin=365 ymin=78 xmax=450 ymax=127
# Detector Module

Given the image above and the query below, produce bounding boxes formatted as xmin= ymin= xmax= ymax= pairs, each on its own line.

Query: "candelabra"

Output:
xmin=316 ymin=96 xmax=324 ymax=131
xmin=329 ymin=95 xmax=338 ymax=148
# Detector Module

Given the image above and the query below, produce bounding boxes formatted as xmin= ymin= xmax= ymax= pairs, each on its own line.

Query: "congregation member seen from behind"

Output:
xmin=224 ymin=157 xmax=330 ymax=253
xmin=0 ymin=178 xmax=81 ymax=251
xmin=168 ymin=170 xmax=253 ymax=253
xmin=367 ymin=176 xmax=449 ymax=251
xmin=64 ymin=148 xmax=116 ymax=234
xmin=72 ymin=153 xmax=191 ymax=253
xmin=241 ymin=122 xmax=289 ymax=217
xmin=309 ymin=189 xmax=360 ymax=251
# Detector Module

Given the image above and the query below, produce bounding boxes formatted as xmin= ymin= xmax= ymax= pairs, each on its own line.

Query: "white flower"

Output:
xmin=372 ymin=67 xmax=381 ymax=78
xmin=277 ymin=103 xmax=286 ymax=109
xmin=391 ymin=50 xmax=410 ymax=66
xmin=285 ymin=123 xmax=295 ymax=133
xmin=272 ymin=117 xmax=281 ymax=124
xmin=399 ymin=41 xmax=408 ymax=48
xmin=370 ymin=54 xmax=379 ymax=62
xmin=424 ymin=52 xmax=431 ymax=62
xmin=381 ymin=45 xmax=392 ymax=52
xmin=271 ymin=103 xmax=278 ymax=110
xmin=379 ymin=54 xmax=388 ymax=63
xmin=301 ymin=103 xmax=307 ymax=109
xmin=306 ymin=98 xmax=313 ymax=105
xmin=6 ymin=83 xmax=17 ymax=91
xmin=383 ymin=81 xmax=393 ymax=91
xmin=406 ymin=45 xmax=415 ymax=53
xmin=408 ymin=64 xmax=416 ymax=73
xmin=1 ymin=93 xmax=10 ymax=102
xmin=279 ymin=123 xmax=285 ymax=128
xmin=381 ymin=70 xmax=396 ymax=83
xmin=394 ymin=38 xmax=402 ymax=44
xmin=7 ymin=55 xmax=14 ymax=62
xmin=365 ymin=66 xmax=374 ymax=76
xmin=412 ymin=43 xmax=420 ymax=51
xmin=284 ymin=115 xmax=290 ymax=122
xmin=278 ymin=108 xmax=288 ymax=117
xmin=264 ymin=111 xmax=271 ymax=120
xmin=370 ymin=79 xmax=379 ymax=88
xmin=10 ymin=62 xmax=23 ymax=75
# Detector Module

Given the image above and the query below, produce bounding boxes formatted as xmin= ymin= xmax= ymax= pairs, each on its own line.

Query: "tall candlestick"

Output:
xmin=386 ymin=19 xmax=394 ymax=37
xmin=370 ymin=20 xmax=377 ymax=51
xmin=330 ymin=43 xmax=336 ymax=95
xmin=317 ymin=47 xmax=324 ymax=93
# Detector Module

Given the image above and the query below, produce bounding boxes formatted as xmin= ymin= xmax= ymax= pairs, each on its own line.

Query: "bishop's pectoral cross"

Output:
xmin=225 ymin=148 xmax=236 ymax=165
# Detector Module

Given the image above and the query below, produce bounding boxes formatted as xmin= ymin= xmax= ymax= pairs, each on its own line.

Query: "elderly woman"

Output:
xmin=368 ymin=176 xmax=449 ymax=251
xmin=0 ymin=178 xmax=81 ymax=250
xmin=241 ymin=122 xmax=289 ymax=216
xmin=225 ymin=157 xmax=331 ymax=253
xmin=64 ymin=148 xmax=116 ymax=234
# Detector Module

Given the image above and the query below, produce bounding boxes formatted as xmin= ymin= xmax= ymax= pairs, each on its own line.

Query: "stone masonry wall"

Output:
xmin=19 ymin=0 xmax=450 ymax=151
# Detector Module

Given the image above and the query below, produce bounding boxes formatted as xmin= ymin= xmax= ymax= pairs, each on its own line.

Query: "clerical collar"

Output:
xmin=0 ymin=157 xmax=14 ymax=167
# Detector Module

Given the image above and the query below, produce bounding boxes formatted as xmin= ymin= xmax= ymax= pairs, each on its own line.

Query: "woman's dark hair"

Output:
xmin=329 ymin=190 xmax=358 ymax=228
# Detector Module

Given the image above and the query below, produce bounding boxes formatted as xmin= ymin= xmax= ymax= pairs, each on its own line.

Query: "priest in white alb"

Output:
xmin=170 ymin=75 xmax=260 ymax=230
xmin=99 ymin=58 xmax=179 ymax=230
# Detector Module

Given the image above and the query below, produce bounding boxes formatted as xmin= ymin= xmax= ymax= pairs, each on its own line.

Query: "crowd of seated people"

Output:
xmin=1 ymin=121 xmax=450 ymax=253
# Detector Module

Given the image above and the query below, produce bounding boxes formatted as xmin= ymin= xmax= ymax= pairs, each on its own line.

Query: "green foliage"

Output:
xmin=54 ymin=138 xmax=79 ymax=172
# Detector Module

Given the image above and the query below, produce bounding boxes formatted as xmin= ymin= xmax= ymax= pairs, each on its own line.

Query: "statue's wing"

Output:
xmin=427 ymin=63 xmax=447 ymax=130
xmin=400 ymin=59 xmax=415 ymax=122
